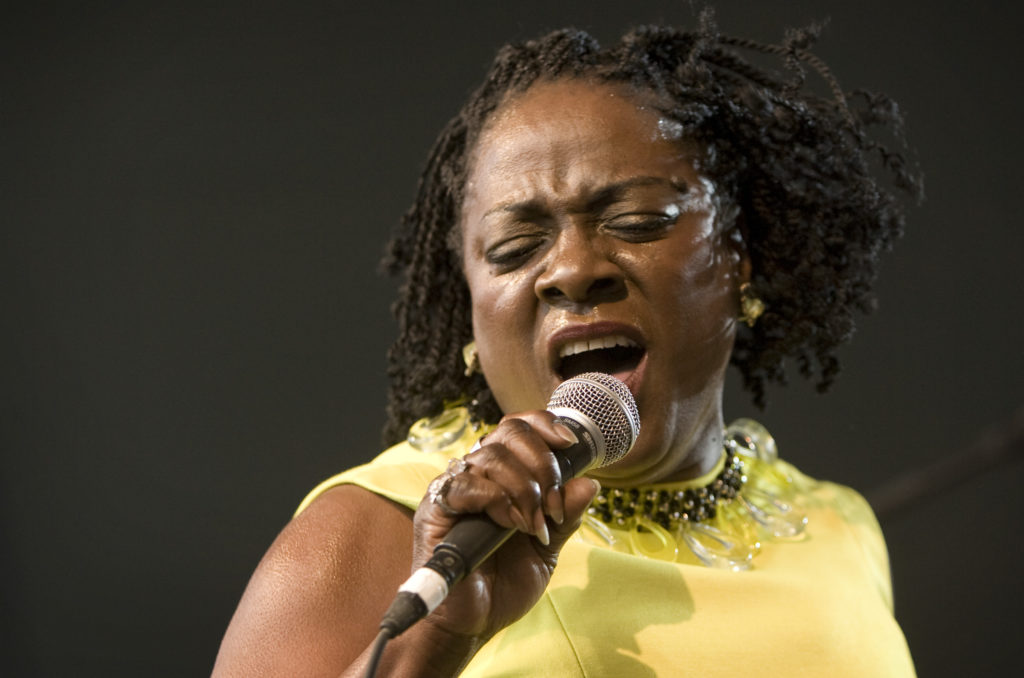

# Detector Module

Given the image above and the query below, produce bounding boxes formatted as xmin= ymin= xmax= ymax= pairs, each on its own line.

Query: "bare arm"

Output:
xmin=212 ymin=485 xmax=429 ymax=676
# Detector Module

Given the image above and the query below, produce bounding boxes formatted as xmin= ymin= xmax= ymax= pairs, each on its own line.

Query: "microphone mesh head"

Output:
xmin=547 ymin=372 xmax=640 ymax=466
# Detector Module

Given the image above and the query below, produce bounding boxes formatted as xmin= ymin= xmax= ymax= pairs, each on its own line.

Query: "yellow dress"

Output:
xmin=297 ymin=419 xmax=916 ymax=677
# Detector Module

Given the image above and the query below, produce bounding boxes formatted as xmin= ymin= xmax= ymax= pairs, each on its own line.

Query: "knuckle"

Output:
xmin=522 ymin=449 xmax=560 ymax=484
xmin=539 ymin=452 xmax=561 ymax=478
xmin=448 ymin=473 xmax=470 ymax=496
xmin=526 ymin=479 xmax=543 ymax=502
xmin=497 ymin=417 xmax=534 ymax=437
xmin=485 ymin=491 xmax=513 ymax=513
xmin=511 ymin=479 xmax=542 ymax=505
xmin=465 ymin=445 xmax=504 ymax=475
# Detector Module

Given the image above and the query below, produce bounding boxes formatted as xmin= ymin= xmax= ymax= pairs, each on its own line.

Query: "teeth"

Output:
xmin=558 ymin=335 xmax=638 ymax=358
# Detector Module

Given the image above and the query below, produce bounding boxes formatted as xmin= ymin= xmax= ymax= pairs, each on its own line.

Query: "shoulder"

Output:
xmin=283 ymin=484 xmax=415 ymax=578
xmin=213 ymin=486 xmax=414 ymax=677
xmin=785 ymin=462 xmax=895 ymax=613
xmin=295 ymin=440 xmax=463 ymax=515
xmin=821 ymin=481 xmax=894 ymax=609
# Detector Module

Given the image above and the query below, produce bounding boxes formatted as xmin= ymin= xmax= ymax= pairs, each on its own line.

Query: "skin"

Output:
xmin=212 ymin=79 xmax=749 ymax=677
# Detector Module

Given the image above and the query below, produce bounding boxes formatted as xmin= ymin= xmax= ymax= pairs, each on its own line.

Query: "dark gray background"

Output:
xmin=4 ymin=1 xmax=1022 ymax=676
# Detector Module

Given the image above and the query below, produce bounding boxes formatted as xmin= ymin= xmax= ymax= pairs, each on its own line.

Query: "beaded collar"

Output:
xmin=588 ymin=452 xmax=746 ymax=531
xmin=408 ymin=409 xmax=808 ymax=571
xmin=577 ymin=420 xmax=809 ymax=569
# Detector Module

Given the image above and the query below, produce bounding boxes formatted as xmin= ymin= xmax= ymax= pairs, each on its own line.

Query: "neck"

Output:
xmin=592 ymin=388 xmax=726 ymax=486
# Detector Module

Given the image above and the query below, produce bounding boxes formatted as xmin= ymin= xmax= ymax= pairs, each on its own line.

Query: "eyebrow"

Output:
xmin=481 ymin=176 xmax=690 ymax=219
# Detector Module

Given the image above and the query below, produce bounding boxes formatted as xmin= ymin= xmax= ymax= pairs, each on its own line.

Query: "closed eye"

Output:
xmin=485 ymin=233 xmax=547 ymax=269
xmin=602 ymin=212 xmax=676 ymax=241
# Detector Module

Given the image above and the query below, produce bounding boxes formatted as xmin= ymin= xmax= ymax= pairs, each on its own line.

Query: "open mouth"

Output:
xmin=556 ymin=335 xmax=645 ymax=381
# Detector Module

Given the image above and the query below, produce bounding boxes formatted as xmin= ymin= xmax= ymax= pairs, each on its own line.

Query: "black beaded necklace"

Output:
xmin=587 ymin=453 xmax=746 ymax=532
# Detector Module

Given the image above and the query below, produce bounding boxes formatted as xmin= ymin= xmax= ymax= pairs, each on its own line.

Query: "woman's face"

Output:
xmin=460 ymin=80 xmax=748 ymax=483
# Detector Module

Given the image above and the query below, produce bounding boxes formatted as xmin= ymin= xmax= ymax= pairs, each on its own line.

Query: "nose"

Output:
xmin=535 ymin=226 xmax=626 ymax=309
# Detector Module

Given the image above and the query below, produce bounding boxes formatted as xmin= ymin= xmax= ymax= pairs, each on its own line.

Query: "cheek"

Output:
xmin=650 ymin=241 xmax=740 ymax=341
xmin=468 ymin=270 xmax=536 ymax=359
xmin=646 ymin=238 xmax=724 ymax=301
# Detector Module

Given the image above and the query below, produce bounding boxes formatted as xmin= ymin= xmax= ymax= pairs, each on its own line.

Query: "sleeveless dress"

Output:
xmin=297 ymin=417 xmax=916 ymax=677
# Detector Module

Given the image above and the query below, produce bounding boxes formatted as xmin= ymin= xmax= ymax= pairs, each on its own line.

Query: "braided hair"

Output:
xmin=381 ymin=13 xmax=921 ymax=446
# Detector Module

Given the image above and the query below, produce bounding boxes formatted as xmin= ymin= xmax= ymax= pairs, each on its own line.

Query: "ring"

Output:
xmin=428 ymin=457 xmax=471 ymax=514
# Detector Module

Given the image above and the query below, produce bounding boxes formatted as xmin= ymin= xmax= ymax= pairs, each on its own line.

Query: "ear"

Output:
xmin=737 ymin=241 xmax=752 ymax=285
xmin=724 ymin=209 xmax=752 ymax=286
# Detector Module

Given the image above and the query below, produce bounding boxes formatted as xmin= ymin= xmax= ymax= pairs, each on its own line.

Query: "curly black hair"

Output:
xmin=381 ymin=12 xmax=922 ymax=446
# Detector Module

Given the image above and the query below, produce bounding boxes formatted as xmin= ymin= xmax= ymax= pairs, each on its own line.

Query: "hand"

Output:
xmin=410 ymin=410 xmax=600 ymax=643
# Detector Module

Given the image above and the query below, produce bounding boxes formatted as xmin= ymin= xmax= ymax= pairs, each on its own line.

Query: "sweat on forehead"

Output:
xmin=450 ymin=79 xmax=704 ymax=250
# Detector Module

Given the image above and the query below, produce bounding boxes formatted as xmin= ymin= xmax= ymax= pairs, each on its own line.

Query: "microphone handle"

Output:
xmin=379 ymin=415 xmax=605 ymax=638
xmin=425 ymin=416 xmax=597 ymax=586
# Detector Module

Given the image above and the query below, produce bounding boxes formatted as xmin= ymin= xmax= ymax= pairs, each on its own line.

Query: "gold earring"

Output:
xmin=462 ymin=340 xmax=480 ymax=376
xmin=739 ymin=283 xmax=765 ymax=327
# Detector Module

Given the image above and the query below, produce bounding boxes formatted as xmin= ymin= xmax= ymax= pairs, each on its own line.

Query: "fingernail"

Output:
xmin=534 ymin=511 xmax=550 ymax=546
xmin=546 ymin=486 xmax=564 ymax=525
xmin=509 ymin=506 xmax=531 ymax=533
xmin=554 ymin=422 xmax=578 ymax=446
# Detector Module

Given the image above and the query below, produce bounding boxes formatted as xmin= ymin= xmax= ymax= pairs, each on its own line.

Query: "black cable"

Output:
xmin=363 ymin=582 xmax=437 ymax=677
xmin=363 ymin=628 xmax=391 ymax=678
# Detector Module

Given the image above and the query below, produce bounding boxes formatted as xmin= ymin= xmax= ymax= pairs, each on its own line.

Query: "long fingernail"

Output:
xmin=509 ymin=506 xmax=531 ymax=533
xmin=534 ymin=511 xmax=550 ymax=546
xmin=546 ymin=486 xmax=564 ymax=525
xmin=554 ymin=422 xmax=578 ymax=446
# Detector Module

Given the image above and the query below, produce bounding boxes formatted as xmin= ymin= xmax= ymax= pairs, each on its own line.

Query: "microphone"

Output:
xmin=379 ymin=372 xmax=640 ymax=638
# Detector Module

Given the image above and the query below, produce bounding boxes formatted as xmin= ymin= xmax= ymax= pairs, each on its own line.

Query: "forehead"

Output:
xmin=463 ymin=80 xmax=699 ymax=211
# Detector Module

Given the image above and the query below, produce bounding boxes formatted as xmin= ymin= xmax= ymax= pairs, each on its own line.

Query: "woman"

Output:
xmin=214 ymin=16 xmax=920 ymax=677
